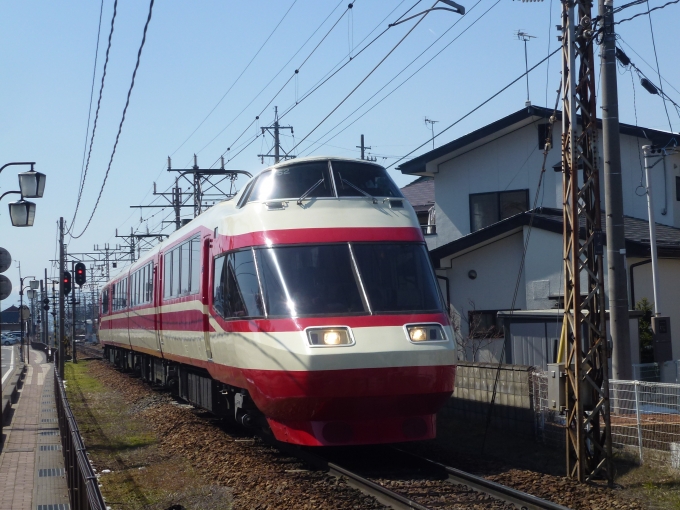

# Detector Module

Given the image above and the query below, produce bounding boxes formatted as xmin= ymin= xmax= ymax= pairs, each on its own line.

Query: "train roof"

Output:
xmin=103 ymin=156 xmax=411 ymax=286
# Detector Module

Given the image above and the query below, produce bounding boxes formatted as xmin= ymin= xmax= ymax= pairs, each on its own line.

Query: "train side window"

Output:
xmin=147 ymin=264 xmax=154 ymax=302
xmin=172 ymin=247 xmax=180 ymax=297
xmin=164 ymin=251 xmax=172 ymax=298
xmin=213 ymin=250 xmax=264 ymax=319
xmin=181 ymin=242 xmax=191 ymax=294
xmin=213 ymin=256 xmax=225 ymax=317
xmin=190 ymin=238 xmax=201 ymax=294
xmin=102 ymin=288 xmax=109 ymax=314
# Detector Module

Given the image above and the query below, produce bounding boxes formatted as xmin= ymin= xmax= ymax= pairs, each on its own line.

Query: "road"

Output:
xmin=1 ymin=345 xmax=17 ymax=393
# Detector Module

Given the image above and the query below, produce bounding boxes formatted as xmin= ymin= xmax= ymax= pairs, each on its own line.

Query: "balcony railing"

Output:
xmin=421 ymin=224 xmax=437 ymax=235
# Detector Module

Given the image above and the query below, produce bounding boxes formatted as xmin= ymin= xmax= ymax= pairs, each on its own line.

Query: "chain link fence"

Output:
xmin=532 ymin=370 xmax=680 ymax=467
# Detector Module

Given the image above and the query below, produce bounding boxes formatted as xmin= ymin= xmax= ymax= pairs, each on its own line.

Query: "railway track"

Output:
xmin=272 ymin=441 xmax=571 ymax=510
xmin=75 ymin=343 xmax=104 ymax=360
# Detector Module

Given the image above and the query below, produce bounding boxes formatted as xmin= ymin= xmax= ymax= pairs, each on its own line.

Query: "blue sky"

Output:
xmin=1 ymin=0 xmax=678 ymax=306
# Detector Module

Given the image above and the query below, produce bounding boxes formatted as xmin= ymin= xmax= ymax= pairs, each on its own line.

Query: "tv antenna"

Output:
xmin=515 ymin=30 xmax=536 ymax=106
xmin=424 ymin=117 xmax=439 ymax=150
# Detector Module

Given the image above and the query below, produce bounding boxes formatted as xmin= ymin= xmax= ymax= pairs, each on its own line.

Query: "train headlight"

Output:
xmin=405 ymin=324 xmax=447 ymax=343
xmin=306 ymin=327 xmax=354 ymax=347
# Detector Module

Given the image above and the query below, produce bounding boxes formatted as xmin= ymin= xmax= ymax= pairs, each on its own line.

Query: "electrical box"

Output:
xmin=653 ymin=316 xmax=673 ymax=364
xmin=547 ymin=362 xmax=566 ymax=412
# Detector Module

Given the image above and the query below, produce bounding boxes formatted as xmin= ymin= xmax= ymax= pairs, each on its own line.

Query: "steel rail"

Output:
xmin=395 ymin=449 xmax=572 ymax=510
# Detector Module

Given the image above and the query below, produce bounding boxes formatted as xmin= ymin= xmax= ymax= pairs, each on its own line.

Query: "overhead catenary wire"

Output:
xmin=193 ymin=0 xmax=349 ymax=158
xmin=298 ymin=0 xmax=500 ymax=157
xmin=209 ymin=0 xmax=412 ymax=169
xmin=613 ymin=0 xmax=679 ymax=24
xmin=289 ymin=0 xmax=440 ymax=155
xmin=387 ymin=47 xmax=561 ymax=170
xmin=68 ymin=0 xmax=119 ymax=235
xmin=71 ymin=0 xmax=156 ymax=240
xmin=169 ymin=0 xmax=300 ymax=158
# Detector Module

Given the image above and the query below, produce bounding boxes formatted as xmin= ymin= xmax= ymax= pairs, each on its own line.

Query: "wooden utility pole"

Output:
xmin=562 ymin=0 xmax=612 ymax=483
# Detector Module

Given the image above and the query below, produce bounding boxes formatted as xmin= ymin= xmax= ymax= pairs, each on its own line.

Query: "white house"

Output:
xmin=398 ymin=106 xmax=680 ymax=370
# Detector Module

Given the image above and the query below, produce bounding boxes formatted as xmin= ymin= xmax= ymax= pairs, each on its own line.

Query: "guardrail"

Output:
xmin=54 ymin=369 xmax=107 ymax=510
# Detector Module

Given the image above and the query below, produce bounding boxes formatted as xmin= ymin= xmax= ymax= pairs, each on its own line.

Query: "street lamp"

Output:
xmin=0 ymin=162 xmax=45 ymax=227
xmin=19 ymin=276 xmax=37 ymax=364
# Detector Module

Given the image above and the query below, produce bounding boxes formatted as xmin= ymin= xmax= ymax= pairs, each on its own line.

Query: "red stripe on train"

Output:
xmin=217 ymin=226 xmax=424 ymax=251
xmin=102 ymin=311 xmax=449 ymax=333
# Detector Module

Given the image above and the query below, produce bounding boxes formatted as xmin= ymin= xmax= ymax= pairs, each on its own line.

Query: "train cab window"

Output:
xmin=213 ymin=249 xmax=264 ymax=319
xmin=256 ymin=244 xmax=365 ymax=317
xmin=102 ymin=288 xmax=109 ymax=315
xmin=352 ymin=243 xmax=441 ymax=313
xmin=331 ymin=161 xmax=403 ymax=198
xmin=180 ymin=242 xmax=191 ymax=294
xmin=247 ymin=162 xmax=332 ymax=203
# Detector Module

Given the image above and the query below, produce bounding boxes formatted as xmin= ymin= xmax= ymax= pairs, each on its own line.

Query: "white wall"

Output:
xmin=628 ymin=257 xmax=680 ymax=359
xmin=439 ymin=232 xmax=526 ymax=338
xmin=430 ymin=123 xmax=561 ymax=249
xmin=425 ymin=119 xmax=680 ymax=250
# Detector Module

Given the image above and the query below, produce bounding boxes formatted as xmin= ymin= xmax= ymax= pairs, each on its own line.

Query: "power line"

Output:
xmin=617 ymin=37 xmax=680 ymax=97
xmin=643 ymin=0 xmax=673 ymax=132
xmin=613 ymin=0 xmax=679 ymax=23
xmin=72 ymin=0 xmax=105 ymax=235
xmin=71 ymin=0 xmax=156 ymax=239
xmin=388 ymin=47 xmax=561 ymax=170
xmin=68 ymin=0 xmax=119 ymax=235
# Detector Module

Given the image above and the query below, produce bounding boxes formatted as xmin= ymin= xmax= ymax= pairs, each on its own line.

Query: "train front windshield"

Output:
xmin=255 ymin=243 xmax=442 ymax=318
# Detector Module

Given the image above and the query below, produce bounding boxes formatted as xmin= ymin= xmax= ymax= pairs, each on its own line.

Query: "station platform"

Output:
xmin=0 ymin=347 xmax=70 ymax=510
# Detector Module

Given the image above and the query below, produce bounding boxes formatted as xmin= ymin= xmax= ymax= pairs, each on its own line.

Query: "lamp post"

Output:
xmin=0 ymin=162 xmax=46 ymax=227
xmin=19 ymin=276 xmax=38 ymax=364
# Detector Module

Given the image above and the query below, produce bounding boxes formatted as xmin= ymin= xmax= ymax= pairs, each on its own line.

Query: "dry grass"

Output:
xmin=63 ymin=361 xmax=232 ymax=509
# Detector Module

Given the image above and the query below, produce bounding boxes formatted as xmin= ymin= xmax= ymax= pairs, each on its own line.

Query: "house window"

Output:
xmin=538 ymin=123 xmax=553 ymax=150
xmin=468 ymin=310 xmax=504 ymax=339
xmin=469 ymin=189 xmax=529 ymax=232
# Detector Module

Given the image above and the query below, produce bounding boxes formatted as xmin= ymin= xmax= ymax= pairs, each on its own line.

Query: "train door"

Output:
xmin=202 ymin=235 xmax=213 ymax=360
xmin=157 ymin=252 xmax=166 ymax=351
xmin=152 ymin=257 xmax=164 ymax=354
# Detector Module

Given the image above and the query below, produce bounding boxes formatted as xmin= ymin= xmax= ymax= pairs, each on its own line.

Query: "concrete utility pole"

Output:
xmin=59 ymin=217 xmax=65 ymax=376
xmin=357 ymin=134 xmax=371 ymax=160
xmin=642 ymin=145 xmax=662 ymax=315
xmin=71 ymin=261 xmax=77 ymax=364
xmin=599 ymin=0 xmax=632 ymax=380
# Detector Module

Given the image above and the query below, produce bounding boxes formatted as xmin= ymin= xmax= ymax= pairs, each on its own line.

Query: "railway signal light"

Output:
xmin=42 ymin=297 xmax=49 ymax=311
xmin=75 ymin=262 xmax=86 ymax=287
xmin=63 ymin=271 xmax=72 ymax=295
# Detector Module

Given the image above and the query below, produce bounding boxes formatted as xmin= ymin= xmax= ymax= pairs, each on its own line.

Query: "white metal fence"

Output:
xmin=532 ymin=372 xmax=680 ymax=467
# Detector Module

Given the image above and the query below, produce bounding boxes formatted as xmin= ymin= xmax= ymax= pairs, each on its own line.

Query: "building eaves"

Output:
xmin=430 ymin=208 xmax=680 ymax=267
xmin=399 ymin=105 xmax=678 ymax=176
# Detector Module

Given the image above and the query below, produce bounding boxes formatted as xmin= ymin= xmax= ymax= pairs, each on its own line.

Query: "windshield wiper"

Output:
xmin=339 ymin=173 xmax=377 ymax=204
xmin=297 ymin=177 xmax=325 ymax=205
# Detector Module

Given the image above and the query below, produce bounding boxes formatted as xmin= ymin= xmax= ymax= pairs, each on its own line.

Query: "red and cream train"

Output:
xmin=100 ymin=157 xmax=456 ymax=446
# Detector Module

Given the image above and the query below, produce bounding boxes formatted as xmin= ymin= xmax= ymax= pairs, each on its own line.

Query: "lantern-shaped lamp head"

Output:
xmin=18 ymin=168 xmax=46 ymax=198
xmin=8 ymin=200 xmax=36 ymax=227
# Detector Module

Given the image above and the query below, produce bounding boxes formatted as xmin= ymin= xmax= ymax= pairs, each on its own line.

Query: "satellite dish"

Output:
xmin=0 ymin=274 xmax=12 ymax=300
xmin=0 ymin=247 xmax=11 ymax=274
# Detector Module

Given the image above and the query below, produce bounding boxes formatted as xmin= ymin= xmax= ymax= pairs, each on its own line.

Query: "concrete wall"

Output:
xmin=440 ymin=361 xmax=535 ymax=436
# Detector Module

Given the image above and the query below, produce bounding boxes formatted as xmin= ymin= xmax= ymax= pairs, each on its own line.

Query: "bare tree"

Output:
xmin=448 ymin=300 xmax=503 ymax=362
